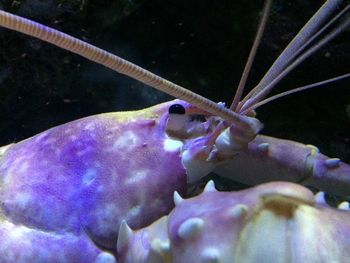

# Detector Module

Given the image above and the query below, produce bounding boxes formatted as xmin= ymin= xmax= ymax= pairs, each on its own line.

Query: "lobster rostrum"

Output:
xmin=0 ymin=0 xmax=349 ymax=262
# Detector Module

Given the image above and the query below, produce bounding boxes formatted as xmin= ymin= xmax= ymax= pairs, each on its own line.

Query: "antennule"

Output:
xmin=240 ymin=15 xmax=350 ymax=112
xmin=241 ymin=73 xmax=350 ymax=114
xmin=230 ymin=0 xmax=272 ymax=112
xmin=240 ymin=0 xmax=344 ymax=107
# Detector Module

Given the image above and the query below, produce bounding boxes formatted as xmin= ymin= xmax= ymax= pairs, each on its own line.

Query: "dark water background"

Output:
xmin=0 ymin=0 xmax=349 ymax=164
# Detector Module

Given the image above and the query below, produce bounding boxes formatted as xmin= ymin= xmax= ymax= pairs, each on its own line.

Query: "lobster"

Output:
xmin=0 ymin=0 xmax=350 ymax=262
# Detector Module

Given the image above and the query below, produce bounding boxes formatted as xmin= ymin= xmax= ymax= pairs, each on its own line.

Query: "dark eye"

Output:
xmin=168 ymin=104 xmax=186 ymax=115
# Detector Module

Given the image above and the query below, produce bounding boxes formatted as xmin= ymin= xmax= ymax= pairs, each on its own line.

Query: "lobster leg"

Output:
xmin=214 ymin=135 xmax=350 ymax=196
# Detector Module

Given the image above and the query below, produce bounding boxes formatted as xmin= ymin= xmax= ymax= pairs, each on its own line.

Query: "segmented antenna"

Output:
xmin=239 ymin=0 xmax=350 ymax=113
xmin=230 ymin=0 xmax=272 ymax=112
xmin=0 ymin=10 xmax=247 ymax=124
xmin=0 ymin=1 xmax=348 ymax=122
xmin=240 ymin=73 xmax=350 ymax=115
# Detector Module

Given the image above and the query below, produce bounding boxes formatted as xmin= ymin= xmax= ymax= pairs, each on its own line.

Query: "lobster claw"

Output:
xmin=215 ymin=115 xmax=263 ymax=157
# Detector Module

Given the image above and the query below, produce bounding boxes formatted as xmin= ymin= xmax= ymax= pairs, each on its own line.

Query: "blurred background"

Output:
xmin=0 ymin=0 xmax=349 ymax=163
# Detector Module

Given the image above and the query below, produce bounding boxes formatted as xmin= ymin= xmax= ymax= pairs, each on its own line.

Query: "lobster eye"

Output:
xmin=168 ymin=104 xmax=186 ymax=115
xmin=166 ymin=104 xmax=187 ymax=135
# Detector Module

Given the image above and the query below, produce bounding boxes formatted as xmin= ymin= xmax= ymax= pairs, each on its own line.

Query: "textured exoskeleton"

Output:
xmin=2 ymin=98 xmax=349 ymax=262
xmin=0 ymin=100 xmax=209 ymax=262
xmin=0 ymin=0 xmax=350 ymax=262
xmin=213 ymin=134 xmax=350 ymax=196
xmin=118 ymin=181 xmax=350 ymax=263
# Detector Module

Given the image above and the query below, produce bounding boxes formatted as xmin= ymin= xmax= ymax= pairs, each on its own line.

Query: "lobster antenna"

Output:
xmin=246 ymin=3 xmax=350 ymax=111
xmin=239 ymin=16 xmax=350 ymax=113
xmin=286 ymin=4 xmax=350 ymax=69
xmin=0 ymin=10 xmax=247 ymax=124
xmin=241 ymin=73 xmax=350 ymax=115
xmin=239 ymin=0 xmax=344 ymax=108
xmin=230 ymin=0 xmax=272 ymax=112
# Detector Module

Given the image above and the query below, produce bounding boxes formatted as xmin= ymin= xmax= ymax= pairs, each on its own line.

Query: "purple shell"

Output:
xmin=118 ymin=181 xmax=350 ymax=263
xmin=0 ymin=101 xmax=188 ymax=262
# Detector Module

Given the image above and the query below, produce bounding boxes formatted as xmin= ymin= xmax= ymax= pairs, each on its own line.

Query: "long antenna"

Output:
xmin=230 ymin=0 xmax=272 ymax=112
xmin=240 ymin=73 xmax=350 ymax=114
xmin=0 ymin=10 xmax=248 ymax=124
xmin=239 ymin=0 xmax=344 ymax=108
xmin=240 ymin=14 xmax=350 ymax=112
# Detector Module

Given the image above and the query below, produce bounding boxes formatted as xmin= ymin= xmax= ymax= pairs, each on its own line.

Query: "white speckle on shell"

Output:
xmin=112 ymin=131 xmax=139 ymax=150
xmin=84 ymin=122 xmax=96 ymax=131
xmin=64 ymin=128 xmax=73 ymax=134
xmin=126 ymin=205 xmax=141 ymax=220
xmin=76 ymin=147 xmax=93 ymax=157
xmin=69 ymin=135 xmax=78 ymax=141
xmin=42 ymin=138 xmax=57 ymax=146
xmin=100 ymin=204 xmax=119 ymax=218
xmin=125 ymin=169 xmax=148 ymax=185
xmin=149 ymin=198 xmax=166 ymax=212
xmin=14 ymin=192 xmax=32 ymax=209
xmin=163 ymin=138 xmax=183 ymax=152
xmin=83 ymin=169 xmax=97 ymax=186
xmin=95 ymin=204 xmax=120 ymax=235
